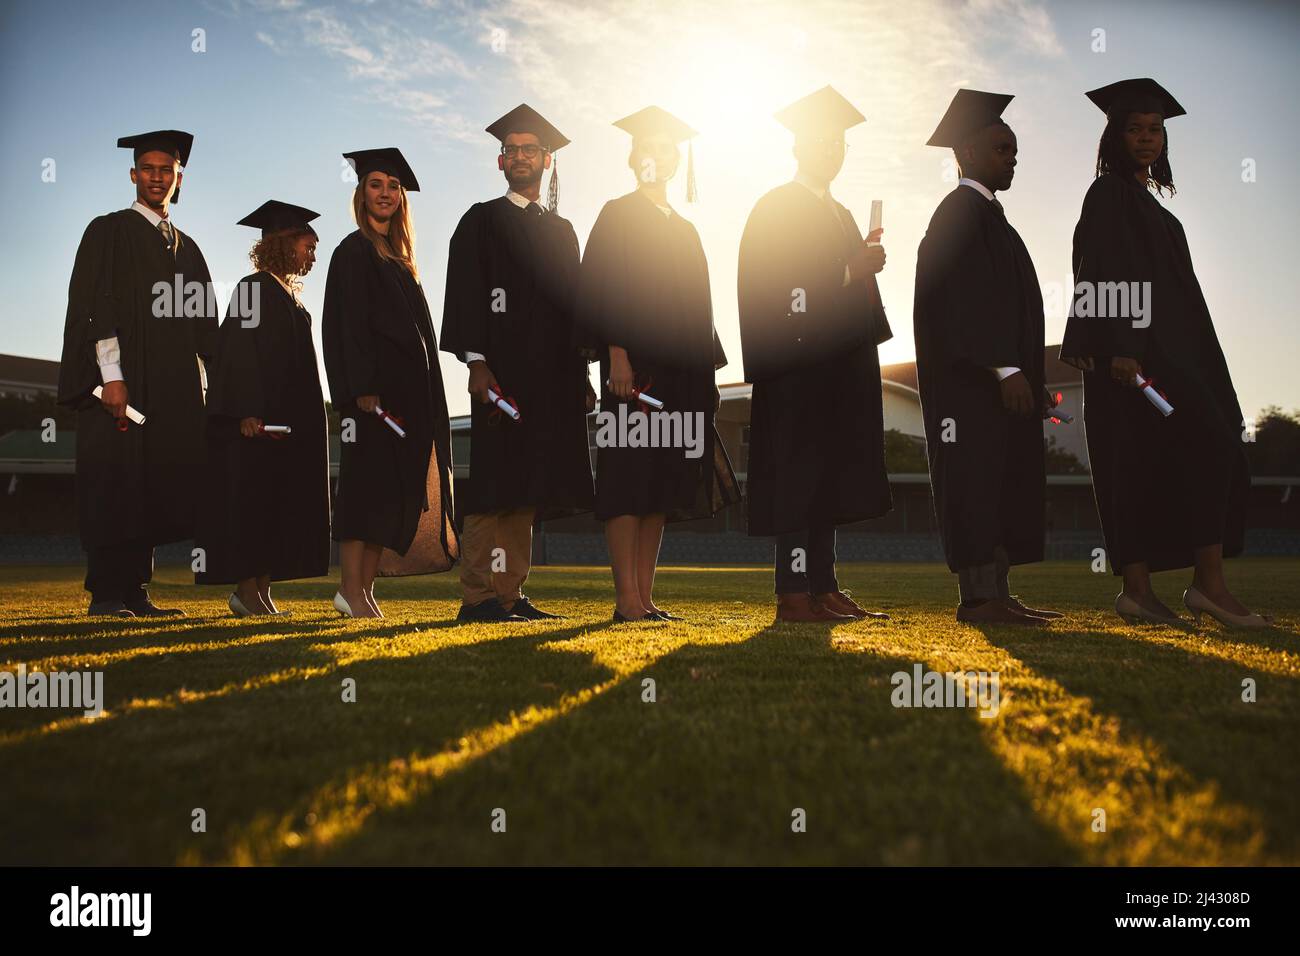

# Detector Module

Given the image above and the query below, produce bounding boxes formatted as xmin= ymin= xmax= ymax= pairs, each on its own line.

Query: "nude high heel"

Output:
xmin=1114 ymin=592 xmax=1183 ymax=625
xmin=1183 ymin=587 xmax=1272 ymax=629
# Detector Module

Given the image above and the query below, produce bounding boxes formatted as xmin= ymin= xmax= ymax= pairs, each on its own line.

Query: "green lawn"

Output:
xmin=0 ymin=558 xmax=1296 ymax=865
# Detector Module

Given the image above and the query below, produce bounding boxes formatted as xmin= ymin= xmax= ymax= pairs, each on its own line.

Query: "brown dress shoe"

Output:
xmin=777 ymin=592 xmax=853 ymax=623
xmin=814 ymin=590 xmax=889 ymax=620
xmin=1005 ymin=596 xmax=1063 ymax=619
xmin=955 ymin=599 xmax=1044 ymax=626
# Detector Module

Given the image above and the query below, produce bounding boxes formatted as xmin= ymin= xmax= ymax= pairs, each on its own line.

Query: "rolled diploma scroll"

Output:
xmin=372 ymin=404 xmax=407 ymax=438
xmin=261 ymin=424 xmax=292 ymax=434
xmin=486 ymin=388 xmax=521 ymax=421
xmin=92 ymin=385 xmax=146 ymax=425
xmin=867 ymin=199 xmax=883 ymax=246
xmin=1134 ymin=373 xmax=1174 ymax=417
xmin=607 ymin=380 xmax=665 ymax=410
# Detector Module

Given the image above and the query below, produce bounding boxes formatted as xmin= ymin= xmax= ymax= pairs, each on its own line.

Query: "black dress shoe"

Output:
xmin=612 ymin=609 xmax=657 ymax=623
xmin=507 ymin=596 xmax=564 ymax=620
xmin=123 ymin=597 xmax=185 ymax=617
xmin=648 ymin=609 xmax=683 ymax=621
xmin=88 ymin=600 xmax=135 ymax=618
xmin=457 ymin=597 xmax=527 ymax=623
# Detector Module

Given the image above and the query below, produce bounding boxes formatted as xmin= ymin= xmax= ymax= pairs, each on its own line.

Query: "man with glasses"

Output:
xmin=737 ymin=87 xmax=894 ymax=623
xmin=440 ymin=104 xmax=595 ymax=623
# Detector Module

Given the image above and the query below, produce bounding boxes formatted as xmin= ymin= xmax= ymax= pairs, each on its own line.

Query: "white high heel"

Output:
xmin=229 ymin=592 xmax=258 ymax=617
xmin=333 ymin=591 xmax=358 ymax=617
xmin=1183 ymin=587 xmax=1272 ymax=629
xmin=1114 ymin=592 xmax=1183 ymax=625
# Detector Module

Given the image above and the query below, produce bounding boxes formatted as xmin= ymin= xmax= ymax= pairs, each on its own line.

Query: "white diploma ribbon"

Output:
xmin=487 ymin=388 xmax=521 ymax=421
xmin=1134 ymin=372 xmax=1175 ymax=417
xmin=372 ymin=404 xmax=407 ymax=438
xmin=92 ymin=385 xmax=146 ymax=425
xmin=607 ymin=380 xmax=665 ymax=410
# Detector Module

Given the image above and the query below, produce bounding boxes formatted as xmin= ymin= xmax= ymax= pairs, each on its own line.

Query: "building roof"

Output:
xmin=0 ymin=354 xmax=60 ymax=393
xmin=882 ymin=345 xmax=1080 ymax=390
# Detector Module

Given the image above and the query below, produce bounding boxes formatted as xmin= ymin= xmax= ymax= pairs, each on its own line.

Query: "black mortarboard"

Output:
xmin=118 ymin=129 xmax=193 ymax=203
xmin=774 ymin=86 xmax=866 ymax=136
xmin=237 ymin=200 xmax=320 ymax=238
xmin=487 ymin=104 xmax=569 ymax=213
xmin=1086 ymin=78 xmax=1185 ymax=119
xmin=926 ymin=89 xmax=1015 ymax=147
xmin=614 ymin=106 xmax=699 ymax=202
xmin=486 ymin=104 xmax=570 ymax=152
xmin=343 ymin=147 xmax=420 ymax=192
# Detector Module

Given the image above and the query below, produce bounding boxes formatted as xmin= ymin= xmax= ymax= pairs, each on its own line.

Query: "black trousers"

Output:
xmin=85 ymin=539 xmax=154 ymax=603
xmin=774 ymin=527 xmax=839 ymax=595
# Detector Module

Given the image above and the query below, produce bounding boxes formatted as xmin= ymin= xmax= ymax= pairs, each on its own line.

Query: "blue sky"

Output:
xmin=2 ymin=0 xmax=1297 ymax=418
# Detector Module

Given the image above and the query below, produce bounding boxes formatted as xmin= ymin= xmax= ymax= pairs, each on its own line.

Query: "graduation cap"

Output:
xmin=1086 ymin=78 xmax=1185 ymax=119
xmin=926 ymin=89 xmax=1015 ymax=148
xmin=118 ymin=129 xmax=193 ymax=203
xmin=613 ymin=106 xmax=698 ymax=203
xmin=774 ymin=86 xmax=866 ymax=137
xmin=343 ymin=147 xmax=420 ymax=192
xmin=486 ymin=104 xmax=570 ymax=212
xmin=237 ymin=200 xmax=320 ymax=238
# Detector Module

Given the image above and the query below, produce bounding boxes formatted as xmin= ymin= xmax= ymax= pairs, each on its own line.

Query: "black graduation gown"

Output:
xmin=1060 ymin=173 xmax=1248 ymax=573
xmin=194 ymin=272 xmax=330 ymax=584
xmin=439 ymin=197 xmax=594 ymax=519
xmin=575 ymin=190 xmax=740 ymax=522
xmin=737 ymin=182 xmax=893 ymax=536
xmin=913 ymin=186 xmax=1046 ymax=572
xmin=321 ymin=230 xmax=458 ymax=573
xmin=57 ymin=209 xmax=216 ymax=549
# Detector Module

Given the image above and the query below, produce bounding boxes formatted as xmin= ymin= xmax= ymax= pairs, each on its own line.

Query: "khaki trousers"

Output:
xmin=459 ymin=507 xmax=536 ymax=607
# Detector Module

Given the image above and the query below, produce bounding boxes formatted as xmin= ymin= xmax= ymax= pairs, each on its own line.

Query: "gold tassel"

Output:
xmin=547 ymin=154 xmax=560 ymax=213
xmin=685 ymin=140 xmax=697 ymax=203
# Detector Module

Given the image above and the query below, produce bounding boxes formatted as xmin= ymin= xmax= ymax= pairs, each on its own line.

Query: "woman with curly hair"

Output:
xmin=1061 ymin=79 xmax=1267 ymax=628
xmin=195 ymin=201 xmax=330 ymax=616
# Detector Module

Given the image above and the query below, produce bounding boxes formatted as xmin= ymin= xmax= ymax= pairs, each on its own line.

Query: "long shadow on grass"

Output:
xmin=0 ymin=619 xmax=618 ymax=864
xmin=303 ymin=621 xmax=1080 ymax=865
xmin=979 ymin=624 xmax=1300 ymax=861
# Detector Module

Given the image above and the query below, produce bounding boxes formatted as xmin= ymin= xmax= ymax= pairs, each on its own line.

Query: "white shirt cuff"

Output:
xmin=989 ymin=366 xmax=1021 ymax=381
xmin=464 ymin=351 xmax=487 ymax=365
xmin=96 ymin=337 xmax=124 ymax=384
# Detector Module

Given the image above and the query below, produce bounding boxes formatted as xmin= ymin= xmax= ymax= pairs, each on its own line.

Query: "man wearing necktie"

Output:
xmin=440 ymin=104 xmax=595 ymax=623
xmin=57 ymin=130 xmax=217 ymax=617
xmin=738 ymin=86 xmax=894 ymax=623
xmin=913 ymin=90 xmax=1061 ymax=625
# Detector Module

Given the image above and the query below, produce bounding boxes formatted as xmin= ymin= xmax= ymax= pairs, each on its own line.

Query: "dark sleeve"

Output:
xmin=736 ymin=197 xmax=794 ymax=382
xmin=836 ymin=205 xmax=892 ymax=347
xmin=574 ymin=202 xmax=624 ymax=361
xmin=205 ymin=277 xmax=269 ymax=421
xmin=1060 ymin=175 xmax=1153 ymax=364
xmin=322 ymin=239 xmax=381 ymax=406
xmin=57 ymin=215 xmax=118 ymax=407
xmin=913 ymin=196 xmax=1020 ymax=372
xmin=439 ymin=206 xmax=488 ymax=360
xmin=186 ymin=239 xmax=220 ymax=363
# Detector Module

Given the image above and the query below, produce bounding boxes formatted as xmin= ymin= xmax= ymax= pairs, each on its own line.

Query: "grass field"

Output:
xmin=0 ymin=558 xmax=1296 ymax=866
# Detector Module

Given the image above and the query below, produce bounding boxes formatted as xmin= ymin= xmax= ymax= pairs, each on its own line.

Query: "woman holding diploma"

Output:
xmin=196 ymin=202 xmax=330 ymax=614
xmin=322 ymin=148 xmax=459 ymax=618
xmin=576 ymin=107 xmax=738 ymax=622
xmin=1061 ymin=79 xmax=1265 ymax=627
